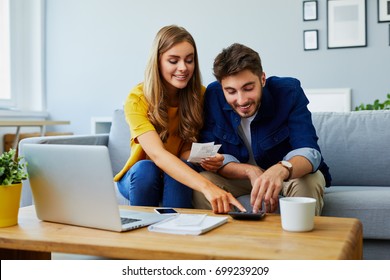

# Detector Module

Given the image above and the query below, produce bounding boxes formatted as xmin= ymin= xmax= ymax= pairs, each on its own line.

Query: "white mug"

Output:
xmin=279 ymin=197 xmax=316 ymax=232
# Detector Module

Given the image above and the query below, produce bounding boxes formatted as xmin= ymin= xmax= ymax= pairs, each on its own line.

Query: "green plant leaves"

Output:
xmin=0 ymin=149 xmax=28 ymax=185
xmin=355 ymin=93 xmax=390 ymax=111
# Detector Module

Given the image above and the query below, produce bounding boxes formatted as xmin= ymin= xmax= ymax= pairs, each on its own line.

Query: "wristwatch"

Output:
xmin=278 ymin=160 xmax=293 ymax=182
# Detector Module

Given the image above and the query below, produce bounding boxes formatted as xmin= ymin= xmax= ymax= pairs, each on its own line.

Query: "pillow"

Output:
xmin=107 ymin=109 xmax=131 ymax=175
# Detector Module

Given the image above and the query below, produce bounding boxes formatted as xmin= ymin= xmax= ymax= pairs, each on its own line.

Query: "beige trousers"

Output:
xmin=193 ymin=170 xmax=326 ymax=215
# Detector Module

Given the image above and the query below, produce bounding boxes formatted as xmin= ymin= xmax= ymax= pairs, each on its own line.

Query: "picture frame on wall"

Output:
xmin=378 ymin=0 xmax=390 ymax=22
xmin=304 ymin=30 xmax=319 ymax=50
xmin=303 ymin=1 xmax=318 ymax=21
xmin=327 ymin=0 xmax=367 ymax=49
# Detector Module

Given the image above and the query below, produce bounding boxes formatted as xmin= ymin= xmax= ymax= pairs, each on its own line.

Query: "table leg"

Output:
xmin=12 ymin=126 xmax=21 ymax=150
xmin=39 ymin=125 xmax=46 ymax=137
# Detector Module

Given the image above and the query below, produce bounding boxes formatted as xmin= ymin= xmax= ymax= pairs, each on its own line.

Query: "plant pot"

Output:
xmin=0 ymin=183 xmax=22 ymax=227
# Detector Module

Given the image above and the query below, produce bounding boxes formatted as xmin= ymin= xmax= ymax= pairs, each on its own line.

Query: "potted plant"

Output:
xmin=0 ymin=149 xmax=28 ymax=227
xmin=355 ymin=93 xmax=390 ymax=110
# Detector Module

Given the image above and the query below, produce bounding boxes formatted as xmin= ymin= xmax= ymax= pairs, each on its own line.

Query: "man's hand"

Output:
xmin=250 ymin=164 xmax=287 ymax=213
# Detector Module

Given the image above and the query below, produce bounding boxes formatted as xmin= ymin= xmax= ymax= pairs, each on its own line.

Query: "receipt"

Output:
xmin=187 ymin=142 xmax=222 ymax=163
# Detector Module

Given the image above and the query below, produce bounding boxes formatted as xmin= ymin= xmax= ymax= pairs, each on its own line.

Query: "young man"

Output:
xmin=194 ymin=43 xmax=331 ymax=215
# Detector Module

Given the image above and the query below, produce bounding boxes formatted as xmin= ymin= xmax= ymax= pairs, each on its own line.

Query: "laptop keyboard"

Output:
xmin=121 ymin=217 xmax=141 ymax=225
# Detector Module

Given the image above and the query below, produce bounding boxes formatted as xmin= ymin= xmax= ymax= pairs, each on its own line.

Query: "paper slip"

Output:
xmin=187 ymin=142 xmax=222 ymax=163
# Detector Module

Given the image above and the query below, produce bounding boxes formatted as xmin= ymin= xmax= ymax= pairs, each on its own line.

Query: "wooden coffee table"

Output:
xmin=0 ymin=205 xmax=362 ymax=260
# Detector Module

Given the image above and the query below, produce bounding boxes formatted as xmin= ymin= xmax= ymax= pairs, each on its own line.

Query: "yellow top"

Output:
xmin=114 ymin=83 xmax=205 ymax=182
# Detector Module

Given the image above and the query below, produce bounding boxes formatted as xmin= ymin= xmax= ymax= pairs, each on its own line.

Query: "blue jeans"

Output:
xmin=117 ymin=160 xmax=201 ymax=208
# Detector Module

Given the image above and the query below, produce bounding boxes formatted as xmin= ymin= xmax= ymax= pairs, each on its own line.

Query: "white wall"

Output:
xmin=44 ymin=0 xmax=390 ymax=134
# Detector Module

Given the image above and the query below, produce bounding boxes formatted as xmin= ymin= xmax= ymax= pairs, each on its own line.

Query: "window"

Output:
xmin=0 ymin=0 xmax=13 ymax=108
xmin=0 ymin=0 xmax=45 ymax=114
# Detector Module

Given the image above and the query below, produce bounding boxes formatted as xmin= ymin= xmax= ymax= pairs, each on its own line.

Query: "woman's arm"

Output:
xmin=137 ymin=131 xmax=246 ymax=213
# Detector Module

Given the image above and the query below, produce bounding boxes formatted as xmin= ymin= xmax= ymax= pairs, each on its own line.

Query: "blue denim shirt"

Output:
xmin=200 ymin=76 xmax=331 ymax=187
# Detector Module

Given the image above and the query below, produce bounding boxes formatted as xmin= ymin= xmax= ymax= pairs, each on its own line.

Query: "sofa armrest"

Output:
xmin=18 ymin=133 xmax=109 ymax=147
xmin=18 ymin=134 xmax=109 ymax=207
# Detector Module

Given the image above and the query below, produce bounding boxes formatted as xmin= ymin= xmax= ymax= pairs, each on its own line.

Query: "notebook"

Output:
xmin=148 ymin=214 xmax=228 ymax=235
xmin=23 ymin=144 xmax=168 ymax=232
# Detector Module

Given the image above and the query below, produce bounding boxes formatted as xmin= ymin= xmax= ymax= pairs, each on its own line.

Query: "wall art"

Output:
xmin=327 ymin=0 xmax=367 ymax=49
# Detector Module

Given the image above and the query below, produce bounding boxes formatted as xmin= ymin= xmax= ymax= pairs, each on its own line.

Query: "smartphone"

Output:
xmin=154 ymin=208 xmax=178 ymax=215
xmin=228 ymin=211 xmax=266 ymax=220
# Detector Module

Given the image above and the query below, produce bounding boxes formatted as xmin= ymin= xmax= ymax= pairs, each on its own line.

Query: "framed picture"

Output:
xmin=303 ymin=1 xmax=318 ymax=21
xmin=378 ymin=0 xmax=390 ymax=22
xmin=304 ymin=30 xmax=319 ymax=50
xmin=327 ymin=0 xmax=367 ymax=49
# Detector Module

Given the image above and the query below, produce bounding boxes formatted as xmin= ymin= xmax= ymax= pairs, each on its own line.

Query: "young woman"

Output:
xmin=114 ymin=25 xmax=245 ymax=213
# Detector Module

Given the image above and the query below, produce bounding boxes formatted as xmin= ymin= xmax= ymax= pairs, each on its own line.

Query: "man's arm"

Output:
xmin=218 ymin=161 xmax=263 ymax=182
xmin=218 ymin=153 xmax=314 ymax=213
xmin=219 ymin=152 xmax=314 ymax=182
xmin=250 ymin=155 xmax=313 ymax=213
xmin=284 ymin=147 xmax=321 ymax=172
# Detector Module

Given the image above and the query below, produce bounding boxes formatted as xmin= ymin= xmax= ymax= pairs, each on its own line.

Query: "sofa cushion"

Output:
xmin=312 ymin=111 xmax=390 ymax=186
xmin=322 ymin=186 xmax=390 ymax=239
xmin=107 ymin=109 xmax=131 ymax=175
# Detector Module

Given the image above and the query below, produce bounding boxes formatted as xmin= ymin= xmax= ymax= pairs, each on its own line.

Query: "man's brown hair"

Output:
xmin=213 ymin=43 xmax=263 ymax=82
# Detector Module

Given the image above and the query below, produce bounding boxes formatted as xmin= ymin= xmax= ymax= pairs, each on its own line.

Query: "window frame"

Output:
xmin=0 ymin=0 xmax=13 ymax=108
xmin=0 ymin=0 xmax=46 ymax=115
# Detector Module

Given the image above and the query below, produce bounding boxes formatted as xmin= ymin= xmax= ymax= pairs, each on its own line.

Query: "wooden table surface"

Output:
xmin=0 ymin=205 xmax=362 ymax=260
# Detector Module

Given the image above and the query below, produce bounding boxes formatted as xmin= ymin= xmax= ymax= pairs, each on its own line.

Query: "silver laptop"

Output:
xmin=23 ymin=144 xmax=168 ymax=232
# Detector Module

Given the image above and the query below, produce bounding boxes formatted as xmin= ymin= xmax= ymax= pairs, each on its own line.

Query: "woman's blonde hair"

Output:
xmin=143 ymin=25 xmax=203 ymax=143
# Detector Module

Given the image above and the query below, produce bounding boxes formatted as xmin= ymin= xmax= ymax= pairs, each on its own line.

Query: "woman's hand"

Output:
xmin=200 ymin=153 xmax=224 ymax=172
xmin=202 ymin=183 xmax=246 ymax=214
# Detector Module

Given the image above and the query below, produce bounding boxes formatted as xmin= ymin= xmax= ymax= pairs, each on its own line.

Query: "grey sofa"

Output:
xmin=19 ymin=109 xmax=390 ymax=260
